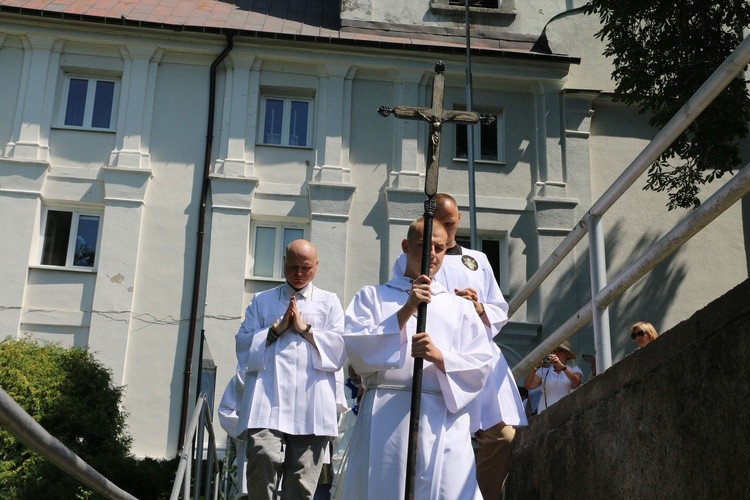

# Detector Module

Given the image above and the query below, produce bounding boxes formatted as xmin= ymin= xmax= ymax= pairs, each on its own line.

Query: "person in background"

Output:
xmin=517 ymin=386 xmax=533 ymax=421
xmin=314 ymin=369 xmax=349 ymax=500
xmin=235 ymin=239 xmax=346 ymax=500
xmin=523 ymin=341 xmax=582 ymax=413
xmin=630 ymin=321 xmax=659 ymax=349
xmin=344 ymin=363 xmax=363 ymax=415
xmin=217 ymin=368 xmax=247 ymax=499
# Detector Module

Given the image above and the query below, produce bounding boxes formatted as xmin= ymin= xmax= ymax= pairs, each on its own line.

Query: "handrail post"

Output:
xmin=183 ymin=440 xmax=193 ymax=500
xmin=588 ymin=214 xmax=612 ymax=373
xmin=194 ymin=416 xmax=205 ymax=500
xmin=204 ymin=405 xmax=215 ymax=500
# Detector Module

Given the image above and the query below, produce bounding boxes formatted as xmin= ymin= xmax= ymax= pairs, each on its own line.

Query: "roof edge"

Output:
xmin=0 ymin=5 xmax=581 ymax=64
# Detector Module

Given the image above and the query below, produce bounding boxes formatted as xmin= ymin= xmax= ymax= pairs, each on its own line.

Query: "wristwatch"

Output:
xmin=304 ymin=324 xmax=312 ymax=334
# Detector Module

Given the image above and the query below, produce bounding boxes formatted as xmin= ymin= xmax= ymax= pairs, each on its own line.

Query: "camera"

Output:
xmin=543 ymin=355 xmax=553 ymax=364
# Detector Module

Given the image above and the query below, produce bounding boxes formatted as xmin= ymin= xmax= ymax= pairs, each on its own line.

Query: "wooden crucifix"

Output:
xmin=378 ymin=61 xmax=483 ymax=500
xmin=378 ymin=61 xmax=483 ymax=197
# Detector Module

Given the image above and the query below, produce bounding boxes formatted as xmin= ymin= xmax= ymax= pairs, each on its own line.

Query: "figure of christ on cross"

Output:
xmin=378 ymin=61 xmax=484 ymax=196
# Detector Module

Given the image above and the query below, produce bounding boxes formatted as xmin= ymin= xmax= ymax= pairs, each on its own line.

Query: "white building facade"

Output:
xmin=1 ymin=0 xmax=747 ymax=457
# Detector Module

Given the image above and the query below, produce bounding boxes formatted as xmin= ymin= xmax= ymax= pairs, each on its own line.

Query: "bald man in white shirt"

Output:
xmin=235 ymin=240 xmax=346 ymax=499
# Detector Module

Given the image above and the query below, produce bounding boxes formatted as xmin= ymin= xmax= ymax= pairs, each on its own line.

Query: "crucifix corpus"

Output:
xmin=378 ymin=61 xmax=489 ymax=500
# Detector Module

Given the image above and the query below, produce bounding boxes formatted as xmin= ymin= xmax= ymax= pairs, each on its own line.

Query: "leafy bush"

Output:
xmin=0 ymin=337 xmax=176 ymax=499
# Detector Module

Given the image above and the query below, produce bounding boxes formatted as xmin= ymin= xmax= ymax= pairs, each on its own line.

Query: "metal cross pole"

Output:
xmin=378 ymin=61 xmax=481 ymax=500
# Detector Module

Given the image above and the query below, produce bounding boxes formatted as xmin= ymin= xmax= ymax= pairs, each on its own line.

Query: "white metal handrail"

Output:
xmin=510 ymin=34 xmax=750 ymax=377
xmin=511 ymin=162 xmax=750 ymax=378
xmin=170 ymin=394 xmax=222 ymax=500
xmin=0 ymin=386 xmax=137 ymax=500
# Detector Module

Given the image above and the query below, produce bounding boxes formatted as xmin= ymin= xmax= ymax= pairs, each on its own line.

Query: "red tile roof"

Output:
xmin=0 ymin=0 xmax=577 ymax=61
xmin=1 ymin=0 xmax=342 ymax=34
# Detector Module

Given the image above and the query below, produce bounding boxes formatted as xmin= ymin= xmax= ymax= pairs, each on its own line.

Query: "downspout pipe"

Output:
xmin=178 ymin=32 xmax=234 ymax=453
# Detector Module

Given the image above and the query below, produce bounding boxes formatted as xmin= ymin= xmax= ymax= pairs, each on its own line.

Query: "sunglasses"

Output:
xmin=630 ymin=330 xmax=646 ymax=339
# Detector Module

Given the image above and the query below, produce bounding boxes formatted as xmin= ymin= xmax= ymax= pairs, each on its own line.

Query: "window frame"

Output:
xmin=448 ymin=0 xmax=498 ymax=7
xmin=57 ymin=74 xmax=119 ymax=132
xmin=455 ymin=232 xmax=510 ymax=295
xmin=258 ymin=95 xmax=314 ymax=148
xmin=38 ymin=207 xmax=103 ymax=270
xmin=430 ymin=0 xmax=516 ymax=17
xmin=249 ymin=223 xmax=308 ymax=280
xmin=453 ymin=108 xmax=505 ymax=164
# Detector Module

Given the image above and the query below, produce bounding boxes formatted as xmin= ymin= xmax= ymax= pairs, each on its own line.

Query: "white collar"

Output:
xmin=280 ymin=281 xmax=314 ymax=301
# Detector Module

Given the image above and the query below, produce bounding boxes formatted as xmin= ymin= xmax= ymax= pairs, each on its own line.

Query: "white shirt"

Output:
xmin=217 ymin=368 xmax=248 ymax=496
xmin=235 ymin=282 xmax=346 ymax=437
xmin=218 ymin=368 xmax=245 ymax=439
xmin=342 ymin=276 xmax=492 ymax=500
xmin=393 ymin=248 xmax=527 ymax=429
xmin=436 ymin=247 xmax=510 ymax=334
xmin=534 ymin=365 xmax=583 ymax=412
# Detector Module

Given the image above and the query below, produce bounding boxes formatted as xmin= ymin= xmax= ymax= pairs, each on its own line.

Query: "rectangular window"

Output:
xmin=431 ymin=0 xmax=513 ymax=16
xmin=449 ymin=0 xmax=498 ymax=6
xmin=40 ymin=209 xmax=101 ymax=268
xmin=455 ymin=234 xmax=509 ymax=294
xmin=455 ymin=109 xmax=504 ymax=162
xmin=259 ymin=96 xmax=313 ymax=147
xmin=251 ymin=224 xmax=306 ymax=279
xmin=62 ymin=76 xmax=118 ymax=130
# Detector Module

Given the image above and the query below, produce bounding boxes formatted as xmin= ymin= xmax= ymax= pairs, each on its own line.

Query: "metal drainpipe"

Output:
xmin=178 ymin=32 xmax=234 ymax=453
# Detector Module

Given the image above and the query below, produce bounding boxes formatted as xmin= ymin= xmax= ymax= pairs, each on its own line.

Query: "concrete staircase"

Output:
xmin=506 ymin=279 xmax=750 ymax=499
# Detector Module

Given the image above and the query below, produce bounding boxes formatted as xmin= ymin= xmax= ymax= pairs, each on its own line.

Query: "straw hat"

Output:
xmin=556 ymin=341 xmax=577 ymax=360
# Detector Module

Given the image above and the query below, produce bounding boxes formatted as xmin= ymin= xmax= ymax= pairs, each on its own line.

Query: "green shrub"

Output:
xmin=0 ymin=337 xmax=176 ymax=499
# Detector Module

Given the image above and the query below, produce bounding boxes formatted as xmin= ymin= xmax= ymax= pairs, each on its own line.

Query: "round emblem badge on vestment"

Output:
xmin=461 ymin=255 xmax=478 ymax=271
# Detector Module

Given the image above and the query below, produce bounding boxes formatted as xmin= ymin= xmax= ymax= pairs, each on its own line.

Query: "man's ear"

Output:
xmin=401 ymin=239 xmax=409 ymax=253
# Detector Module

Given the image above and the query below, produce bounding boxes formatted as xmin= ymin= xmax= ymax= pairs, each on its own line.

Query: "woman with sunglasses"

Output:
xmin=630 ymin=321 xmax=659 ymax=348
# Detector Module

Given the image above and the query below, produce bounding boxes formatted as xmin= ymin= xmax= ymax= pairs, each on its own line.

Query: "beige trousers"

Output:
xmin=474 ymin=423 xmax=516 ymax=500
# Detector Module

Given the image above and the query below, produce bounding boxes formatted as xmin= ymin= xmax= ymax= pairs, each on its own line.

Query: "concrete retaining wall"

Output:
xmin=506 ymin=279 xmax=750 ymax=499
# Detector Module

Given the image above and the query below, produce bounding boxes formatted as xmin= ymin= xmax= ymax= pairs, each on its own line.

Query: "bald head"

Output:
xmin=434 ymin=193 xmax=460 ymax=249
xmin=435 ymin=193 xmax=457 ymax=212
xmin=284 ymin=239 xmax=318 ymax=289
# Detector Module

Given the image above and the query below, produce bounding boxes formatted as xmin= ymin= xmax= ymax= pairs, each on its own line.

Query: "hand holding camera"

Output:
xmin=542 ymin=353 xmax=566 ymax=370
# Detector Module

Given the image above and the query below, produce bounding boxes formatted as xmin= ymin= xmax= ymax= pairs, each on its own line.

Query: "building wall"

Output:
xmin=0 ymin=8 xmax=747 ymax=458
xmin=340 ymin=0 xmax=591 ymax=38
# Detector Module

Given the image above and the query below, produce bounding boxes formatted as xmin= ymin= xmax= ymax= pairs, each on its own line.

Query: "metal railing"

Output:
xmin=170 ymin=394 xmax=222 ymax=500
xmin=0 ymin=386 xmax=137 ymax=500
xmin=510 ymin=34 xmax=750 ymax=379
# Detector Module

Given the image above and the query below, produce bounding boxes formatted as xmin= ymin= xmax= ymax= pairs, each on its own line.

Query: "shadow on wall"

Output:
xmin=605 ymin=219 xmax=687 ymax=363
xmin=532 ymin=219 xmax=686 ymax=379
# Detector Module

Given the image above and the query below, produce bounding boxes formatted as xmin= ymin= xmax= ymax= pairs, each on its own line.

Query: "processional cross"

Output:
xmin=378 ymin=61 xmax=490 ymax=500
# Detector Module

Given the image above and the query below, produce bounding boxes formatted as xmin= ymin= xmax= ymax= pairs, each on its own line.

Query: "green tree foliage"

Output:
xmin=0 ymin=338 xmax=179 ymax=498
xmin=0 ymin=338 xmax=151 ymax=498
xmin=583 ymin=0 xmax=750 ymax=209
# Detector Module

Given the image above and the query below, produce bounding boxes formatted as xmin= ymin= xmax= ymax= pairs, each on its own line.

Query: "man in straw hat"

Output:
xmin=524 ymin=340 xmax=582 ymax=413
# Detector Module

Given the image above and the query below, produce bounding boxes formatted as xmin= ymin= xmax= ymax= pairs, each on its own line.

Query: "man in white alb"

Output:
xmin=235 ymin=239 xmax=346 ymax=499
xmin=392 ymin=194 xmax=527 ymax=499
xmin=343 ymin=218 xmax=493 ymax=499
